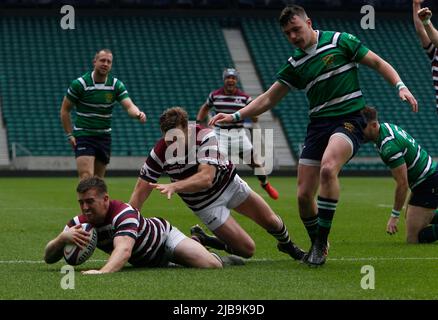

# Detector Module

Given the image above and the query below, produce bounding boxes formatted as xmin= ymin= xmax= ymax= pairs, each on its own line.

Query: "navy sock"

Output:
xmin=301 ymin=215 xmax=318 ymax=243
xmin=418 ymin=225 xmax=438 ymax=243
xmin=317 ymin=196 xmax=338 ymax=243
xmin=257 ymin=175 xmax=268 ymax=185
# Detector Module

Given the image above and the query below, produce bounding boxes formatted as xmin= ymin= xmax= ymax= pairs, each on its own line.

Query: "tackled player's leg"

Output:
xmin=407 ymin=205 xmax=436 ymax=243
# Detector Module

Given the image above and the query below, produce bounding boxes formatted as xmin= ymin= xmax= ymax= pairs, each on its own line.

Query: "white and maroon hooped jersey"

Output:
xmin=206 ymin=88 xmax=252 ymax=129
xmin=66 ymin=200 xmax=170 ymax=267
xmin=139 ymin=124 xmax=236 ymax=211
xmin=424 ymin=42 xmax=438 ymax=111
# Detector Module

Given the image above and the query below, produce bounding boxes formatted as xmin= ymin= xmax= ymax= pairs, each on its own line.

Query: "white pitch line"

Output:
xmin=327 ymin=257 xmax=438 ymax=261
xmin=377 ymin=204 xmax=392 ymax=208
xmin=0 ymin=259 xmax=107 ymax=264
xmin=251 ymin=257 xmax=438 ymax=262
xmin=2 ymin=257 xmax=438 ymax=265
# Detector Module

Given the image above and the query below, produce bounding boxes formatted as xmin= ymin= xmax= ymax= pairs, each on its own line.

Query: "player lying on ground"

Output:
xmin=129 ymin=107 xmax=305 ymax=261
xmin=43 ymin=177 xmax=238 ymax=274
xmin=362 ymin=106 xmax=438 ymax=243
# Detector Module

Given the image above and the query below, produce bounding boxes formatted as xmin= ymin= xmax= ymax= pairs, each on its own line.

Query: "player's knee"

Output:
xmin=236 ymin=240 xmax=255 ymax=258
xmin=297 ymin=189 xmax=313 ymax=206
xmin=320 ymin=163 xmax=338 ymax=183
xmin=79 ymin=171 xmax=93 ymax=180
xmin=251 ymin=159 xmax=263 ymax=168
xmin=406 ymin=231 xmax=420 ymax=244
xmin=406 ymin=237 xmax=419 ymax=244
xmin=208 ymin=255 xmax=224 ymax=269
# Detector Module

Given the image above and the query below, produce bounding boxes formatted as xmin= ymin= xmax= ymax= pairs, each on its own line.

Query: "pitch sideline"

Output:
xmin=2 ymin=257 xmax=438 ymax=264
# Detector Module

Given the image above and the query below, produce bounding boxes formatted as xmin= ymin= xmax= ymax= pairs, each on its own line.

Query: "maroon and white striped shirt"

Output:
xmin=66 ymin=200 xmax=170 ymax=267
xmin=139 ymin=124 xmax=236 ymax=211
xmin=206 ymin=88 xmax=252 ymax=129
xmin=425 ymin=42 xmax=438 ymax=111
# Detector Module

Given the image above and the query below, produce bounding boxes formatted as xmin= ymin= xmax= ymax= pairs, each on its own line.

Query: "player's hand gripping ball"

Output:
xmin=64 ymin=223 xmax=97 ymax=266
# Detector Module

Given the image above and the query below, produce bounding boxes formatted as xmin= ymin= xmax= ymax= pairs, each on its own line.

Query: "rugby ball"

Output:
xmin=63 ymin=223 xmax=98 ymax=266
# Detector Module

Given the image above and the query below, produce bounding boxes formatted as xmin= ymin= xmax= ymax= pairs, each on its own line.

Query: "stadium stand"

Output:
xmin=0 ymin=3 xmax=437 ymax=172
xmin=0 ymin=16 xmax=232 ymax=156
xmin=1 ymin=1 xmax=436 ymax=10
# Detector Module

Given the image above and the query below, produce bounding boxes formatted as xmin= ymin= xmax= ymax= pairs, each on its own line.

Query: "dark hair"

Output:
xmin=361 ymin=106 xmax=378 ymax=123
xmin=279 ymin=5 xmax=308 ymax=27
xmin=159 ymin=107 xmax=188 ymax=133
xmin=95 ymin=48 xmax=113 ymax=58
xmin=76 ymin=177 xmax=108 ymax=196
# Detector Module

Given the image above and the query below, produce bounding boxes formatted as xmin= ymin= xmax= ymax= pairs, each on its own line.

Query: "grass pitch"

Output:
xmin=0 ymin=176 xmax=437 ymax=300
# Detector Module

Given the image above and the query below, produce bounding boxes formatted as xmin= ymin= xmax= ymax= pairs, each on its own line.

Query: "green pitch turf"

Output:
xmin=0 ymin=176 xmax=437 ymax=300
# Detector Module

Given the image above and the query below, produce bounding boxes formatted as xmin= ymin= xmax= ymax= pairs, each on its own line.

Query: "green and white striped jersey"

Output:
xmin=277 ymin=30 xmax=369 ymax=118
xmin=376 ymin=123 xmax=437 ymax=189
xmin=66 ymin=71 xmax=130 ymax=137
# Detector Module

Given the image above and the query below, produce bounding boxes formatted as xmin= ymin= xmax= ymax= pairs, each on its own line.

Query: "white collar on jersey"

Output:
xmin=91 ymin=71 xmax=108 ymax=86
xmin=303 ymin=30 xmax=320 ymax=54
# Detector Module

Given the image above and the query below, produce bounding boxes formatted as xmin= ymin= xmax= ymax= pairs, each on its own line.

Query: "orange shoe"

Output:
xmin=261 ymin=182 xmax=279 ymax=200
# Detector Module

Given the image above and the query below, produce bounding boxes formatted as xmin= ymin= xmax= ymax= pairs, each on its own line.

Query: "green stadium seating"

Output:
xmin=2 ymin=14 xmax=436 ymax=173
xmin=0 ymin=16 xmax=232 ymax=156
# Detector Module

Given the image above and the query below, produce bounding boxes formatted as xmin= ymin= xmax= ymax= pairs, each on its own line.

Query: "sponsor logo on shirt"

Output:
xmin=343 ymin=122 xmax=355 ymax=133
xmin=322 ymin=54 xmax=335 ymax=68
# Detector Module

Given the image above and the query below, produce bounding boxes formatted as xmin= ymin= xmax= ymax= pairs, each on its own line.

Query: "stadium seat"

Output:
xmin=0 ymin=16 xmax=233 ymax=157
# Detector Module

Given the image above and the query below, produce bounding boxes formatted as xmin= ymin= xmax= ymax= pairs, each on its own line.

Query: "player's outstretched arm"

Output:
xmin=120 ymin=98 xmax=147 ymax=123
xmin=413 ymin=0 xmax=431 ymax=47
xmin=386 ymin=165 xmax=409 ymax=235
xmin=44 ymin=225 xmax=90 ymax=264
xmin=151 ymin=164 xmax=216 ymax=200
xmin=359 ymin=51 xmax=418 ymax=112
xmin=209 ymin=81 xmax=289 ymax=126
xmin=129 ymin=178 xmax=155 ymax=211
xmin=83 ymin=236 xmax=135 ymax=274
xmin=418 ymin=7 xmax=438 ymax=48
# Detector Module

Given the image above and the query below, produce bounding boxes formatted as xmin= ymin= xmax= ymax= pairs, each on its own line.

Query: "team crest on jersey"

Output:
xmin=343 ymin=122 xmax=355 ymax=133
xmin=105 ymin=93 xmax=113 ymax=102
xmin=346 ymin=33 xmax=357 ymax=41
xmin=235 ymin=98 xmax=243 ymax=104
xmin=322 ymin=54 xmax=335 ymax=68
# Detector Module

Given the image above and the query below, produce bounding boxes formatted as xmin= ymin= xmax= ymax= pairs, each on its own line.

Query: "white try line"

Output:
xmin=0 ymin=259 xmax=107 ymax=264
xmin=2 ymin=257 xmax=438 ymax=265
xmin=252 ymin=257 xmax=438 ymax=262
xmin=377 ymin=204 xmax=392 ymax=208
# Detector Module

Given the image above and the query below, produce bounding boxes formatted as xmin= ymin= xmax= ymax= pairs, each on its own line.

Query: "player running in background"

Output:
xmin=44 ymin=177 xmax=228 ymax=274
xmin=197 ymin=68 xmax=279 ymax=200
xmin=413 ymin=0 xmax=438 ymax=113
xmin=209 ymin=5 xmax=418 ymax=266
xmin=60 ymin=49 xmax=146 ymax=180
xmin=129 ymin=107 xmax=305 ymax=261
xmin=362 ymin=106 xmax=438 ymax=243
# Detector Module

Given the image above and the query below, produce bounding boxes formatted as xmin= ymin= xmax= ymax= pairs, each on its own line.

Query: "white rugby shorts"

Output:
xmin=194 ymin=174 xmax=252 ymax=231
